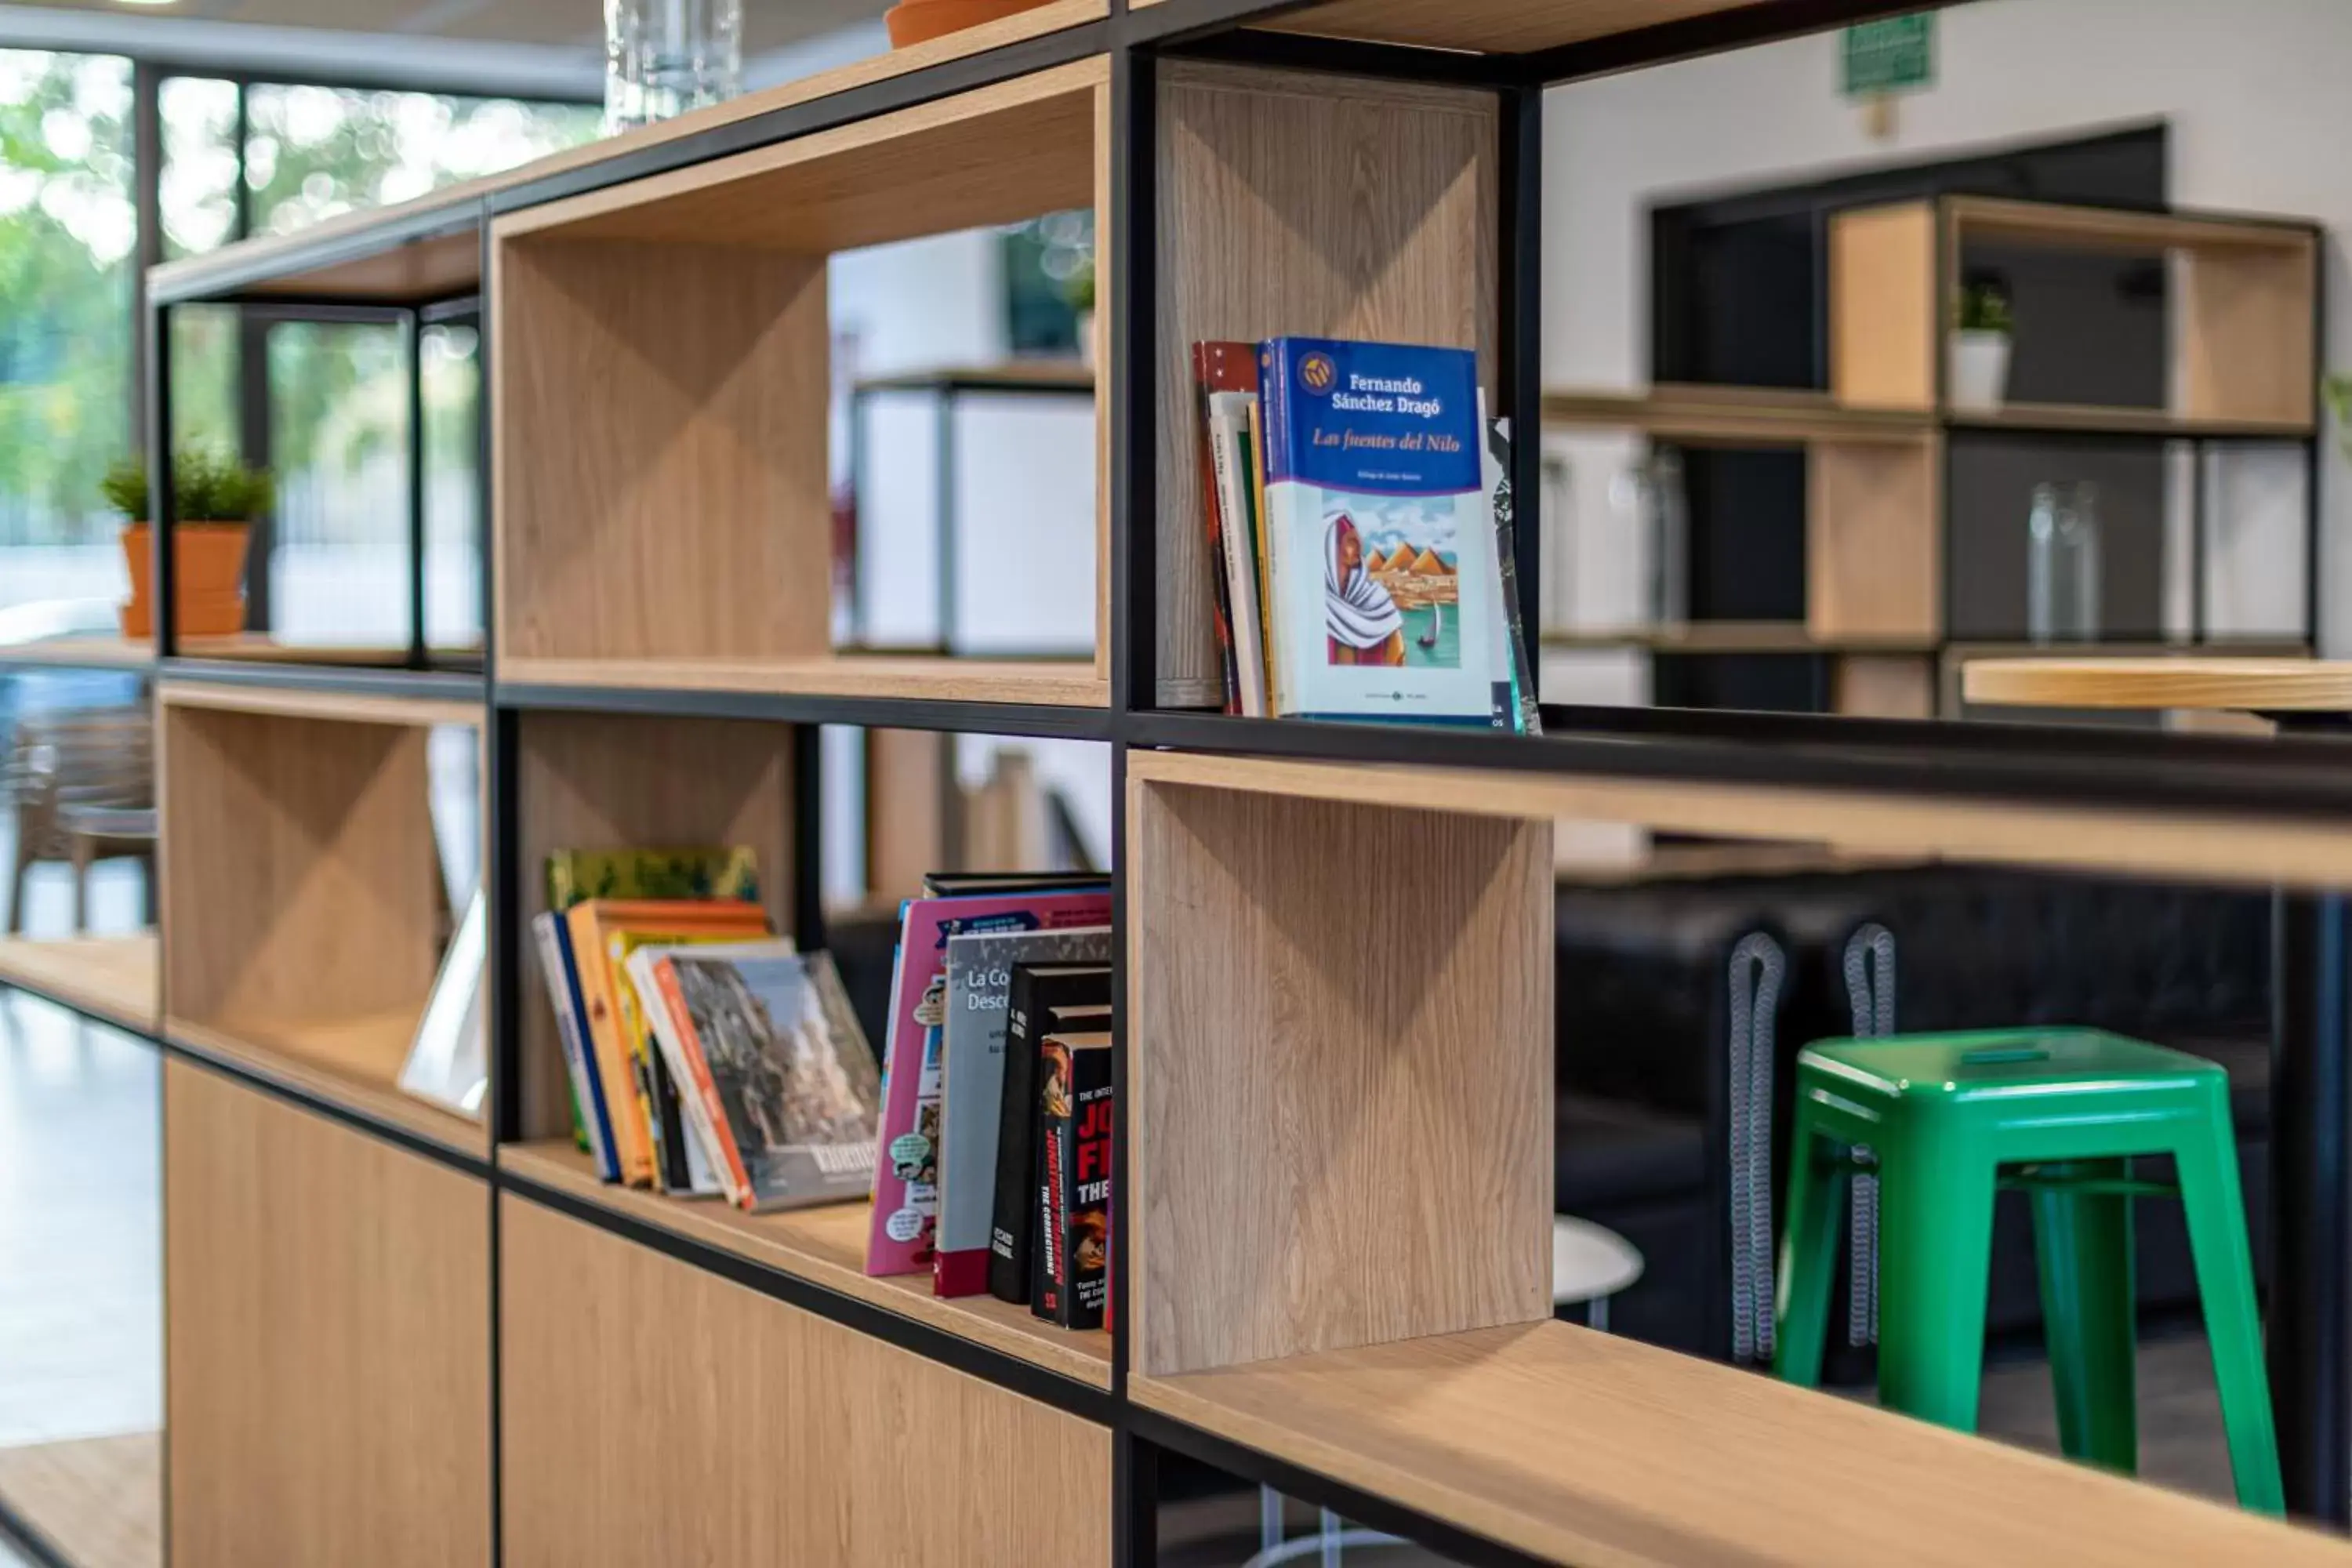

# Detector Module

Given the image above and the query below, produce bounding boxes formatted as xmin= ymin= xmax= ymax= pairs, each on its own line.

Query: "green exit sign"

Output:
xmin=1843 ymin=13 xmax=1936 ymax=97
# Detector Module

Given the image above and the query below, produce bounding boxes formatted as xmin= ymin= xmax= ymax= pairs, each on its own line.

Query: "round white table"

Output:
xmin=1554 ymin=1214 xmax=1645 ymax=1331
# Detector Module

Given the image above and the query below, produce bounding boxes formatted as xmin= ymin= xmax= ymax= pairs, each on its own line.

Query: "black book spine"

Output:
xmin=988 ymin=967 xmax=1045 ymax=1304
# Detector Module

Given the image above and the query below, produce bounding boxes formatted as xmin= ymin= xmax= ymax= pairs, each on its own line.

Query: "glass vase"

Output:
xmin=604 ymin=0 xmax=742 ymax=132
xmin=2027 ymin=480 xmax=2101 ymax=644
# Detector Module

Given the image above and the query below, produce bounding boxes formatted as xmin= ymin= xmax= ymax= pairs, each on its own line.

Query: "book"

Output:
xmin=543 ymin=846 xmax=760 ymax=1152
xmin=1192 ymin=340 xmax=1255 ymax=713
xmin=637 ymin=946 xmax=881 ymax=1212
xmin=624 ymin=937 xmax=797 ymax=1196
xmin=1033 ymin=1028 xmax=1112 ymax=1330
xmin=864 ymin=887 xmax=1113 ymax=1277
xmin=935 ymin=927 xmax=1112 ymax=1296
xmin=565 ymin=898 xmax=768 ymax=1188
xmin=1258 ymin=336 xmax=1502 ymax=724
xmin=920 ymin=872 xmax=1112 ymax=897
xmin=1208 ymin=386 xmax=1269 ymax=716
xmin=397 ymin=889 xmax=486 ymax=1117
xmin=547 ymin=846 xmax=760 ymax=911
xmin=1481 ymin=404 xmax=1541 ymax=736
xmin=532 ymin=911 xmax=617 ymax=1178
xmin=989 ymin=967 xmax=1111 ymax=1305
xmin=1246 ymin=392 xmax=1281 ymax=710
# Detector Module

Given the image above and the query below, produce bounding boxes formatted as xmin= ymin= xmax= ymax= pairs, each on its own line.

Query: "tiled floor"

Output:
xmin=0 ymin=853 xmax=162 ymax=1568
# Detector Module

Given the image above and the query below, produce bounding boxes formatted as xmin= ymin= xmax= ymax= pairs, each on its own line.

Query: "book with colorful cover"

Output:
xmin=564 ymin=898 xmax=768 ymax=1188
xmin=989 ymin=968 xmax=1110 ymax=1305
xmin=1258 ymin=336 xmax=1502 ymax=724
xmin=864 ymin=888 xmax=1113 ymax=1277
xmin=543 ymin=847 xmax=760 ymax=1153
xmin=935 ymin=926 xmax=1112 ymax=1297
xmin=1192 ymin=341 xmax=1257 ymax=713
xmin=532 ymin=911 xmax=617 ymax=1178
xmin=607 ymin=921 xmax=772 ymax=1195
xmin=637 ymin=945 xmax=881 ymax=1212
xmin=1033 ymin=1028 xmax=1112 ymax=1330
xmin=547 ymin=847 xmax=760 ymax=911
xmin=1480 ymin=401 xmax=1541 ymax=735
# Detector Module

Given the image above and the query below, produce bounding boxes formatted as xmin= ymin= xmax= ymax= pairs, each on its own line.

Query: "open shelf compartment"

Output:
xmin=489 ymin=59 xmax=1110 ymax=712
xmin=507 ymin=706 xmax=1111 ymax=1385
xmin=158 ymin=679 xmax=484 ymax=1154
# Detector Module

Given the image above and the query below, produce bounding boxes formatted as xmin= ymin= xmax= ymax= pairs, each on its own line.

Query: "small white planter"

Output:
xmin=1948 ymin=329 xmax=2013 ymax=412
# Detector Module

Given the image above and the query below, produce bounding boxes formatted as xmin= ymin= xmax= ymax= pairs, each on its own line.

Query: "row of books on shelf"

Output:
xmin=1190 ymin=334 xmax=1538 ymax=731
xmin=530 ymin=848 xmax=1112 ymax=1332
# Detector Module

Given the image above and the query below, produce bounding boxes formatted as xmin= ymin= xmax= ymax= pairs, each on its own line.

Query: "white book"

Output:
xmin=1208 ymin=390 xmax=1269 ymax=717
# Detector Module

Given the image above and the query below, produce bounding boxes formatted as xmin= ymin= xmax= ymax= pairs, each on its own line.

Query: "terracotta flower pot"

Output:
xmin=885 ymin=0 xmax=1050 ymax=49
xmin=119 ymin=521 xmax=252 ymax=640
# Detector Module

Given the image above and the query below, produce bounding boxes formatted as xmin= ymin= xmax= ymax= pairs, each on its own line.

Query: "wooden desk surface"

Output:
xmin=1962 ymin=657 xmax=2352 ymax=713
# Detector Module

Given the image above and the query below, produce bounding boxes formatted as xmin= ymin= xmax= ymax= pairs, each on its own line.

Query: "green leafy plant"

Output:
xmin=1958 ymin=281 xmax=2013 ymax=336
xmin=2324 ymin=374 xmax=2352 ymax=460
xmin=96 ymin=448 xmax=275 ymax=522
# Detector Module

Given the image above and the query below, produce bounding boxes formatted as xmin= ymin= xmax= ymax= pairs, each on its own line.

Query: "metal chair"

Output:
xmin=4 ymin=705 xmax=155 ymax=934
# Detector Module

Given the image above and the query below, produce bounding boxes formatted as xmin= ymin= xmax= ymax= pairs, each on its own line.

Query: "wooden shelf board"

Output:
xmin=0 ymin=933 xmax=158 ymax=1035
xmin=1542 ymin=384 xmax=1933 ymax=445
xmin=0 ymin=634 xmax=154 ymax=670
xmin=166 ymin=1011 xmax=483 ymax=1158
xmin=1947 ymin=402 xmax=2313 ymax=439
xmin=1125 ymin=745 xmax=2352 ymax=893
xmin=1963 ymin=656 xmax=2352 ymax=713
xmin=495 ymin=57 xmax=1103 ymax=252
xmin=176 ymin=633 xmax=483 ymax=665
xmin=500 ymin=1139 xmax=1112 ymax=1389
xmin=1947 ymin=194 xmax=2317 ymax=255
xmin=1238 ymin=0 xmax=1773 ymax=56
xmin=1541 ymin=622 xmax=1936 ymax=655
xmin=147 ymin=0 xmax=1105 ymax=302
xmin=0 ymin=1431 xmax=161 ymax=1568
xmin=494 ymin=653 xmax=1109 ymax=709
xmin=1132 ymin=1320 xmax=2342 ymax=1568
xmin=158 ymin=677 xmax=482 ymax=729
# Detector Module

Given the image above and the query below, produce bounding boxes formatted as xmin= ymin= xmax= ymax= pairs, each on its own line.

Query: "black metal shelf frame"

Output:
xmin=113 ymin=1 xmax=2352 ymax=1563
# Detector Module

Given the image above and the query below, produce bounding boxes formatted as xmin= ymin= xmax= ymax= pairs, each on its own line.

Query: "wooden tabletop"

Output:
xmin=1962 ymin=657 xmax=2352 ymax=713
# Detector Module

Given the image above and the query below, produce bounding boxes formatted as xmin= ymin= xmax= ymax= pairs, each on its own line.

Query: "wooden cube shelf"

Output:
xmin=0 ymin=932 xmax=158 ymax=1038
xmin=158 ymin=680 xmax=485 ymax=1154
xmin=1127 ymin=768 xmax=1552 ymax=1377
xmin=166 ymin=1059 xmax=490 ymax=1568
xmin=1152 ymin=60 xmax=1499 ymax=708
xmin=499 ymin=1192 xmax=1109 ymax=1564
xmin=490 ymin=60 xmax=1110 ymax=711
xmin=1830 ymin=195 xmax=2318 ymax=433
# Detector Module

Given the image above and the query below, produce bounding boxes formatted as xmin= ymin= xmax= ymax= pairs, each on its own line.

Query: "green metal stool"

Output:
xmin=1772 ymin=1027 xmax=2283 ymax=1513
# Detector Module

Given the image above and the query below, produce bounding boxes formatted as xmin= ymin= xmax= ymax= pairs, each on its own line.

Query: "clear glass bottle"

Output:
xmin=2027 ymin=480 xmax=2101 ymax=644
xmin=604 ymin=0 xmax=742 ymax=132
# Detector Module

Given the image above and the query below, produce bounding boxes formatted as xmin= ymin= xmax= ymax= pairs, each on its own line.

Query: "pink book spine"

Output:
xmin=862 ymin=892 xmax=1112 ymax=1276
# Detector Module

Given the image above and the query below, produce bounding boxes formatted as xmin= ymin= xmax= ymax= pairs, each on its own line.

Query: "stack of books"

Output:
xmin=532 ymin=847 xmax=882 ymax=1213
xmin=1191 ymin=335 xmax=1538 ymax=730
xmin=864 ymin=872 xmax=1114 ymax=1332
xmin=528 ymin=854 xmax=1120 ymax=1334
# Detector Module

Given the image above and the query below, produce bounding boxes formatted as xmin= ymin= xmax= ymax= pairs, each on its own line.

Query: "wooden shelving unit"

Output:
xmin=0 ymin=933 xmax=158 ymax=1036
xmin=1544 ymin=192 xmax=2321 ymax=722
xmin=53 ymin=6 xmax=2341 ymax=1567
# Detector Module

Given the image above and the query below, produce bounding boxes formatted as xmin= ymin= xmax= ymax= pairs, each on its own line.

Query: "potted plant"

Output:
xmin=102 ymin=448 xmax=274 ymax=640
xmin=1948 ymin=278 xmax=2013 ymax=412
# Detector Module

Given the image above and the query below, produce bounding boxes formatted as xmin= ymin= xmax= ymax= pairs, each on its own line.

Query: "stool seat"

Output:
xmin=1774 ymin=1027 xmax=2282 ymax=1514
xmin=1552 ymin=1214 xmax=1644 ymax=1307
xmin=1804 ymin=1027 xmax=2218 ymax=1101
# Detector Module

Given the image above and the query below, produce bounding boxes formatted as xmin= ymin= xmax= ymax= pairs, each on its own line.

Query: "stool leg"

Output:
xmin=1875 ymin=1142 xmax=1997 ymax=1432
xmin=2174 ymin=1120 xmax=2285 ymax=1514
xmin=1773 ymin=1116 xmax=1849 ymax=1388
xmin=2028 ymin=1160 xmax=2139 ymax=1474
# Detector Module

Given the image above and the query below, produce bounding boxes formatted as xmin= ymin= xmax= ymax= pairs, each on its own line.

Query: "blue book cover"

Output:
xmin=532 ymin=911 xmax=619 ymax=1181
xmin=1259 ymin=337 xmax=1504 ymax=724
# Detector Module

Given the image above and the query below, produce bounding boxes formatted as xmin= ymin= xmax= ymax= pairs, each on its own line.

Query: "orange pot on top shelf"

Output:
xmin=118 ymin=521 xmax=252 ymax=639
xmin=884 ymin=0 xmax=1051 ymax=49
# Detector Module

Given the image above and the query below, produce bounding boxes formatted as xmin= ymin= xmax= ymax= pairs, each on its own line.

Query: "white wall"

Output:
xmin=1543 ymin=0 xmax=2348 ymax=648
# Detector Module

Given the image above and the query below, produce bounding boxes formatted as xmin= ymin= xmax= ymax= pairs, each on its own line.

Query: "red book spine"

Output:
xmin=1192 ymin=341 xmax=1244 ymax=714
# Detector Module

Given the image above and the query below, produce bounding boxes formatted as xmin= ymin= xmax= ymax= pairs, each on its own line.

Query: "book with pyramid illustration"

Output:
xmin=1258 ymin=336 xmax=1506 ymax=724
